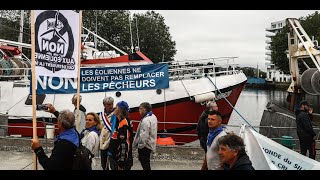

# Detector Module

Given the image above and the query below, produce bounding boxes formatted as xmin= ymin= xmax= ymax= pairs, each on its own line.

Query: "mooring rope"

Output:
xmin=207 ymin=76 xmax=257 ymax=132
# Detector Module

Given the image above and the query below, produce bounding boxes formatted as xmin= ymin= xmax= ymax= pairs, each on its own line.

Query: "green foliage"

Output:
xmin=132 ymin=11 xmax=176 ymax=63
xmin=270 ymin=26 xmax=290 ymax=74
xmin=82 ymin=10 xmax=176 ymax=63
xmin=240 ymin=67 xmax=255 ymax=77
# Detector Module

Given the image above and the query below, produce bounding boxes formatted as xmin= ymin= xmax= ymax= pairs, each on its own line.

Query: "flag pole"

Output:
xmin=30 ymin=10 xmax=38 ymax=170
xmin=76 ymin=11 xmax=83 ymax=131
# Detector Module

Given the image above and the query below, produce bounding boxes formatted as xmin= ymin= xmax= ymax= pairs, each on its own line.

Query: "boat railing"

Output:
xmin=165 ymin=57 xmax=242 ymax=81
xmin=0 ymin=55 xmax=243 ymax=83
xmin=0 ymin=118 xmax=319 ymax=148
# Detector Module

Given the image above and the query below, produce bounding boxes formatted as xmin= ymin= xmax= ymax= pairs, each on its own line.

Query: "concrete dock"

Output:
xmin=0 ymin=137 xmax=204 ymax=170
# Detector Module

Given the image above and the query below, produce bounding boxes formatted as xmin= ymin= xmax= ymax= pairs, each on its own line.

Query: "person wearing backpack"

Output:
xmin=31 ymin=109 xmax=79 ymax=170
xmin=109 ymin=101 xmax=133 ymax=170
xmin=80 ymin=112 xmax=102 ymax=170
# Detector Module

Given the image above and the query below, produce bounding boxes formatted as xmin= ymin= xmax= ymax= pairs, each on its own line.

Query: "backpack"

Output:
xmin=72 ymin=130 xmax=95 ymax=170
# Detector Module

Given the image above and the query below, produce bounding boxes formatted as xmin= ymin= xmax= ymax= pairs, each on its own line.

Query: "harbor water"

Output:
xmin=227 ymin=87 xmax=320 ymax=133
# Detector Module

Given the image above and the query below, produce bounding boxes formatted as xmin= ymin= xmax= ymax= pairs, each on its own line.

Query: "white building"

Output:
xmin=265 ymin=20 xmax=291 ymax=83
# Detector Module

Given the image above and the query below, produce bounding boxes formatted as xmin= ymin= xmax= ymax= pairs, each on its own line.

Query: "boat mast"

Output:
xmin=94 ymin=10 xmax=98 ymax=49
xmin=18 ymin=10 xmax=24 ymax=52
xmin=129 ymin=14 xmax=134 ymax=53
xmin=135 ymin=16 xmax=140 ymax=51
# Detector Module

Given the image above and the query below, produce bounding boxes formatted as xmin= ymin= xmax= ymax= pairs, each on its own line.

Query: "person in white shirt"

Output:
xmin=133 ymin=102 xmax=158 ymax=170
xmin=80 ymin=112 xmax=101 ymax=170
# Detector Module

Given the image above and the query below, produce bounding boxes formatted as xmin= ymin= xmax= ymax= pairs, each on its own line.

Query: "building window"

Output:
xmin=280 ymin=77 xmax=282 ymax=82
xmin=284 ymin=77 xmax=286 ymax=82
xmin=269 ymin=72 xmax=271 ymax=79
xmin=272 ymin=24 xmax=276 ymax=28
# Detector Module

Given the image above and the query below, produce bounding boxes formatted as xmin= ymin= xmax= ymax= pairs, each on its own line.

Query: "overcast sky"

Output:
xmin=131 ymin=10 xmax=317 ymax=71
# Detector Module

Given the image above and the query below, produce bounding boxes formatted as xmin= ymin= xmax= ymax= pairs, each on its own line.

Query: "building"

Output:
xmin=265 ymin=20 xmax=291 ymax=83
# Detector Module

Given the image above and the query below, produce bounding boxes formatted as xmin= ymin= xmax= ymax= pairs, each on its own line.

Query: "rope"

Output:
xmin=21 ymin=161 xmax=33 ymax=170
xmin=207 ymin=76 xmax=257 ymax=132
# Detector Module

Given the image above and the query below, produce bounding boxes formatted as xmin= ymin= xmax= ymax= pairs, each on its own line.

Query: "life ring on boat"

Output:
xmin=156 ymin=135 xmax=175 ymax=146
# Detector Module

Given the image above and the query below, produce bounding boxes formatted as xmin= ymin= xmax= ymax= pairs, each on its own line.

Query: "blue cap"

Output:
xmin=117 ymin=101 xmax=130 ymax=111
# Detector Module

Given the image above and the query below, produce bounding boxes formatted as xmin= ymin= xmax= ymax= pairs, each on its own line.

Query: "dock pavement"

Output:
xmin=0 ymin=137 xmax=204 ymax=170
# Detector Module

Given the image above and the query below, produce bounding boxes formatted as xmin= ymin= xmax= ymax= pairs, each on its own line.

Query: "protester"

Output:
xmin=218 ymin=133 xmax=255 ymax=170
xmin=108 ymin=101 xmax=133 ymax=170
xmin=99 ymin=96 xmax=116 ymax=170
xmin=31 ymin=109 xmax=79 ymax=170
xmin=201 ymin=110 xmax=227 ymax=170
xmin=71 ymin=94 xmax=87 ymax=133
xmin=295 ymin=100 xmax=316 ymax=159
xmin=197 ymin=101 xmax=219 ymax=152
xmin=80 ymin=112 xmax=101 ymax=170
xmin=46 ymin=94 xmax=86 ymax=133
xmin=133 ymin=102 xmax=158 ymax=170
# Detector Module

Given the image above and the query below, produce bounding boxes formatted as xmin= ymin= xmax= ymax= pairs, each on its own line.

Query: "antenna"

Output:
xmin=135 ymin=17 xmax=140 ymax=51
xmin=129 ymin=14 xmax=134 ymax=53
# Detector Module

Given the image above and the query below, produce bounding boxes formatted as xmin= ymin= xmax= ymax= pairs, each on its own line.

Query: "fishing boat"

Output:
xmin=0 ymin=27 xmax=247 ymax=145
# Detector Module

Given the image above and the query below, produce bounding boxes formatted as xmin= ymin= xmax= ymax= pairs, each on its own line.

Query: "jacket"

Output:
xmin=295 ymin=109 xmax=316 ymax=138
xmin=224 ymin=153 xmax=255 ymax=170
xmin=99 ymin=110 xmax=115 ymax=150
xmin=34 ymin=128 xmax=79 ymax=170
xmin=133 ymin=112 xmax=158 ymax=151
xmin=109 ymin=117 xmax=133 ymax=169
xmin=74 ymin=104 xmax=86 ymax=133
xmin=197 ymin=110 xmax=209 ymax=141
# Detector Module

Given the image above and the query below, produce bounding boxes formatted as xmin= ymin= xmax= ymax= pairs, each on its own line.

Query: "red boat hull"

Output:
xmin=8 ymin=81 xmax=246 ymax=144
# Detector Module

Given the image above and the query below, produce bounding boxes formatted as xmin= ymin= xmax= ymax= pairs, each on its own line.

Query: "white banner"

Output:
xmin=240 ymin=124 xmax=320 ymax=170
xmin=34 ymin=10 xmax=80 ymax=78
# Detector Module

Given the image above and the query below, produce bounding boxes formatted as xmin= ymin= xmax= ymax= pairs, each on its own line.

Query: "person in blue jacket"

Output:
xmin=31 ymin=109 xmax=79 ymax=170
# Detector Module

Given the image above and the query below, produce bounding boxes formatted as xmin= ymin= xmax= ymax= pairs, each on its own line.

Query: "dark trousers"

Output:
xmin=299 ymin=137 xmax=316 ymax=159
xmin=109 ymin=156 xmax=132 ymax=170
xmin=100 ymin=149 xmax=109 ymax=170
xmin=199 ymin=138 xmax=207 ymax=153
xmin=138 ymin=147 xmax=152 ymax=170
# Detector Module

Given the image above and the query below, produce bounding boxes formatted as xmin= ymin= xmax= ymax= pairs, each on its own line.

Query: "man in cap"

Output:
xmin=295 ymin=100 xmax=316 ymax=159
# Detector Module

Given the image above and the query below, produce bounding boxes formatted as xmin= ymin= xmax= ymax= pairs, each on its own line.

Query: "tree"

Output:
xmin=240 ymin=67 xmax=255 ymax=77
xmin=82 ymin=10 xmax=176 ymax=63
xmin=132 ymin=11 xmax=176 ymax=63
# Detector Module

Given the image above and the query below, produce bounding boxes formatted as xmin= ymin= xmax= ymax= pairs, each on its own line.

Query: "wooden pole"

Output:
xmin=30 ymin=10 xmax=38 ymax=170
xmin=76 ymin=11 xmax=83 ymax=131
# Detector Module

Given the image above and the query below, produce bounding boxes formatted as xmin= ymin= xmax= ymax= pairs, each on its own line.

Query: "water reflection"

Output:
xmin=226 ymin=88 xmax=320 ymax=133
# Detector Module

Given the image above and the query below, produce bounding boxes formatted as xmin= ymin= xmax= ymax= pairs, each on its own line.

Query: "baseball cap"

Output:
xmin=299 ymin=100 xmax=311 ymax=107
xmin=116 ymin=101 xmax=130 ymax=111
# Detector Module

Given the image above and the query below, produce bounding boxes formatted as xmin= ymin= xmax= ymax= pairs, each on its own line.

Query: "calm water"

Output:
xmin=227 ymin=87 xmax=320 ymax=132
